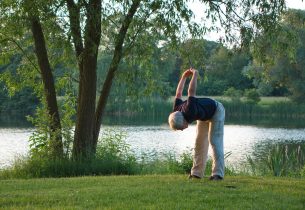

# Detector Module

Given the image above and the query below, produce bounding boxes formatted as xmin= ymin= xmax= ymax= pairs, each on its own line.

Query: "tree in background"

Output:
xmin=245 ymin=9 xmax=305 ymax=103
xmin=0 ymin=54 xmax=39 ymax=115
xmin=205 ymin=46 xmax=253 ymax=95
xmin=244 ymin=88 xmax=261 ymax=104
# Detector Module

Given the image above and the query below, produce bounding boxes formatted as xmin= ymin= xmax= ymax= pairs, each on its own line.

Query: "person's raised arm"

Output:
xmin=188 ymin=69 xmax=198 ymax=97
xmin=175 ymin=69 xmax=192 ymax=99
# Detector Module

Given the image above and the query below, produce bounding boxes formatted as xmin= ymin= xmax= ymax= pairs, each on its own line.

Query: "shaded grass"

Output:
xmin=0 ymin=175 xmax=304 ymax=209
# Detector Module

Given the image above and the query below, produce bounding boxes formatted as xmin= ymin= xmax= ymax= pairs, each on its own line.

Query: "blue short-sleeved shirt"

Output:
xmin=173 ymin=96 xmax=217 ymax=123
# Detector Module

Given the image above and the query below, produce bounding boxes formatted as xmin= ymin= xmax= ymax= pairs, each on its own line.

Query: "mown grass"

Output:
xmin=0 ymin=175 xmax=304 ymax=209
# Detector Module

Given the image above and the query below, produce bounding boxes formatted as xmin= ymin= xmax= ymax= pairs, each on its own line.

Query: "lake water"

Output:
xmin=1 ymin=123 xmax=305 ymax=169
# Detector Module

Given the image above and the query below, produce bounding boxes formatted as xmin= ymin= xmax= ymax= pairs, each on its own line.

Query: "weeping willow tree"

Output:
xmin=0 ymin=0 xmax=287 ymax=160
xmin=244 ymin=9 xmax=305 ymax=103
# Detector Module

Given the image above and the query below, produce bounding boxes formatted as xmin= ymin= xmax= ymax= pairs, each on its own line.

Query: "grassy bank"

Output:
xmin=0 ymin=175 xmax=304 ymax=209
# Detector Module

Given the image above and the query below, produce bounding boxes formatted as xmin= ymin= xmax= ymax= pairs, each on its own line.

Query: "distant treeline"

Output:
xmin=0 ymin=86 xmax=38 ymax=115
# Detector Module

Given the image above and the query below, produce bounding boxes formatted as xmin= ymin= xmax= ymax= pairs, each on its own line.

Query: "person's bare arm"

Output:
xmin=175 ymin=69 xmax=192 ymax=99
xmin=188 ymin=69 xmax=198 ymax=97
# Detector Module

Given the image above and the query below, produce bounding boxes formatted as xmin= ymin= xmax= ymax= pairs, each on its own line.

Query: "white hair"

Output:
xmin=168 ymin=111 xmax=185 ymax=130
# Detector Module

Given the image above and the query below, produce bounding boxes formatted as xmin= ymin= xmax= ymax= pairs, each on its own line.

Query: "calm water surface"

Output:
xmin=1 ymin=124 xmax=305 ymax=168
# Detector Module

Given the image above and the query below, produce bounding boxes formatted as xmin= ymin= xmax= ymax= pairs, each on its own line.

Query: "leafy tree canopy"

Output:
xmin=245 ymin=9 xmax=305 ymax=103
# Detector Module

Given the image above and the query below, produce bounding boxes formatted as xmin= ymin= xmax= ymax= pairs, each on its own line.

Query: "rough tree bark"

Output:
xmin=66 ymin=0 xmax=101 ymax=159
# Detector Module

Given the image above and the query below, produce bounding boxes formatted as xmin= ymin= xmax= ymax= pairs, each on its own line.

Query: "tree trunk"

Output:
xmin=69 ymin=0 xmax=101 ymax=159
xmin=93 ymin=0 xmax=142 ymax=151
xmin=72 ymin=51 xmax=98 ymax=159
xmin=30 ymin=17 xmax=63 ymax=158
xmin=67 ymin=0 xmax=141 ymax=158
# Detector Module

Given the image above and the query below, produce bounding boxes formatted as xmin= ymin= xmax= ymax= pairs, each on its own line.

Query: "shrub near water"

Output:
xmin=94 ymin=129 xmax=138 ymax=175
xmin=1 ymin=128 xmax=236 ymax=178
xmin=0 ymin=129 xmax=184 ymax=178
xmin=246 ymin=141 xmax=305 ymax=177
xmin=244 ymin=89 xmax=261 ymax=104
xmin=0 ymin=129 xmax=139 ymax=178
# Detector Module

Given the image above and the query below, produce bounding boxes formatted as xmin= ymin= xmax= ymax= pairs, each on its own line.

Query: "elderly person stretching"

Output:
xmin=168 ymin=68 xmax=225 ymax=180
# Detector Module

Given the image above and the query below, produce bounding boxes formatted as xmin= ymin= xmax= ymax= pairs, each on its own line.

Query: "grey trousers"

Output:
xmin=191 ymin=102 xmax=225 ymax=178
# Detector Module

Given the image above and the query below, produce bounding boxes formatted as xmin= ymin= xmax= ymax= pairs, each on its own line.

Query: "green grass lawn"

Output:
xmin=0 ymin=175 xmax=304 ymax=210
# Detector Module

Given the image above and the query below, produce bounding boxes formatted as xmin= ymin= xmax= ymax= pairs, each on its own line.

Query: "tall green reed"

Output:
xmin=104 ymin=98 xmax=305 ymax=127
xmin=246 ymin=141 xmax=305 ymax=177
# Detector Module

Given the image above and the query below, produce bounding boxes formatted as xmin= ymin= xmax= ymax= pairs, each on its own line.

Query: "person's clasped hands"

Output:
xmin=182 ymin=68 xmax=198 ymax=78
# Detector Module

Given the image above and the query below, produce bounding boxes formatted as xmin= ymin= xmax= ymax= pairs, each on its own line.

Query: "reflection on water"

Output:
xmin=1 ymin=124 xmax=305 ymax=168
xmin=0 ymin=128 xmax=32 ymax=168
xmin=122 ymin=125 xmax=305 ymax=165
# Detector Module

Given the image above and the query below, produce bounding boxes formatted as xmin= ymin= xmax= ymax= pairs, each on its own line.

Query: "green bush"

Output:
xmin=178 ymin=149 xmax=193 ymax=173
xmin=0 ymin=129 xmax=139 ymax=178
xmin=244 ymin=89 xmax=261 ymax=104
xmin=95 ymin=129 xmax=139 ymax=175
xmin=138 ymin=150 xmax=187 ymax=175
xmin=223 ymin=87 xmax=243 ymax=103
xmin=257 ymin=82 xmax=273 ymax=96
